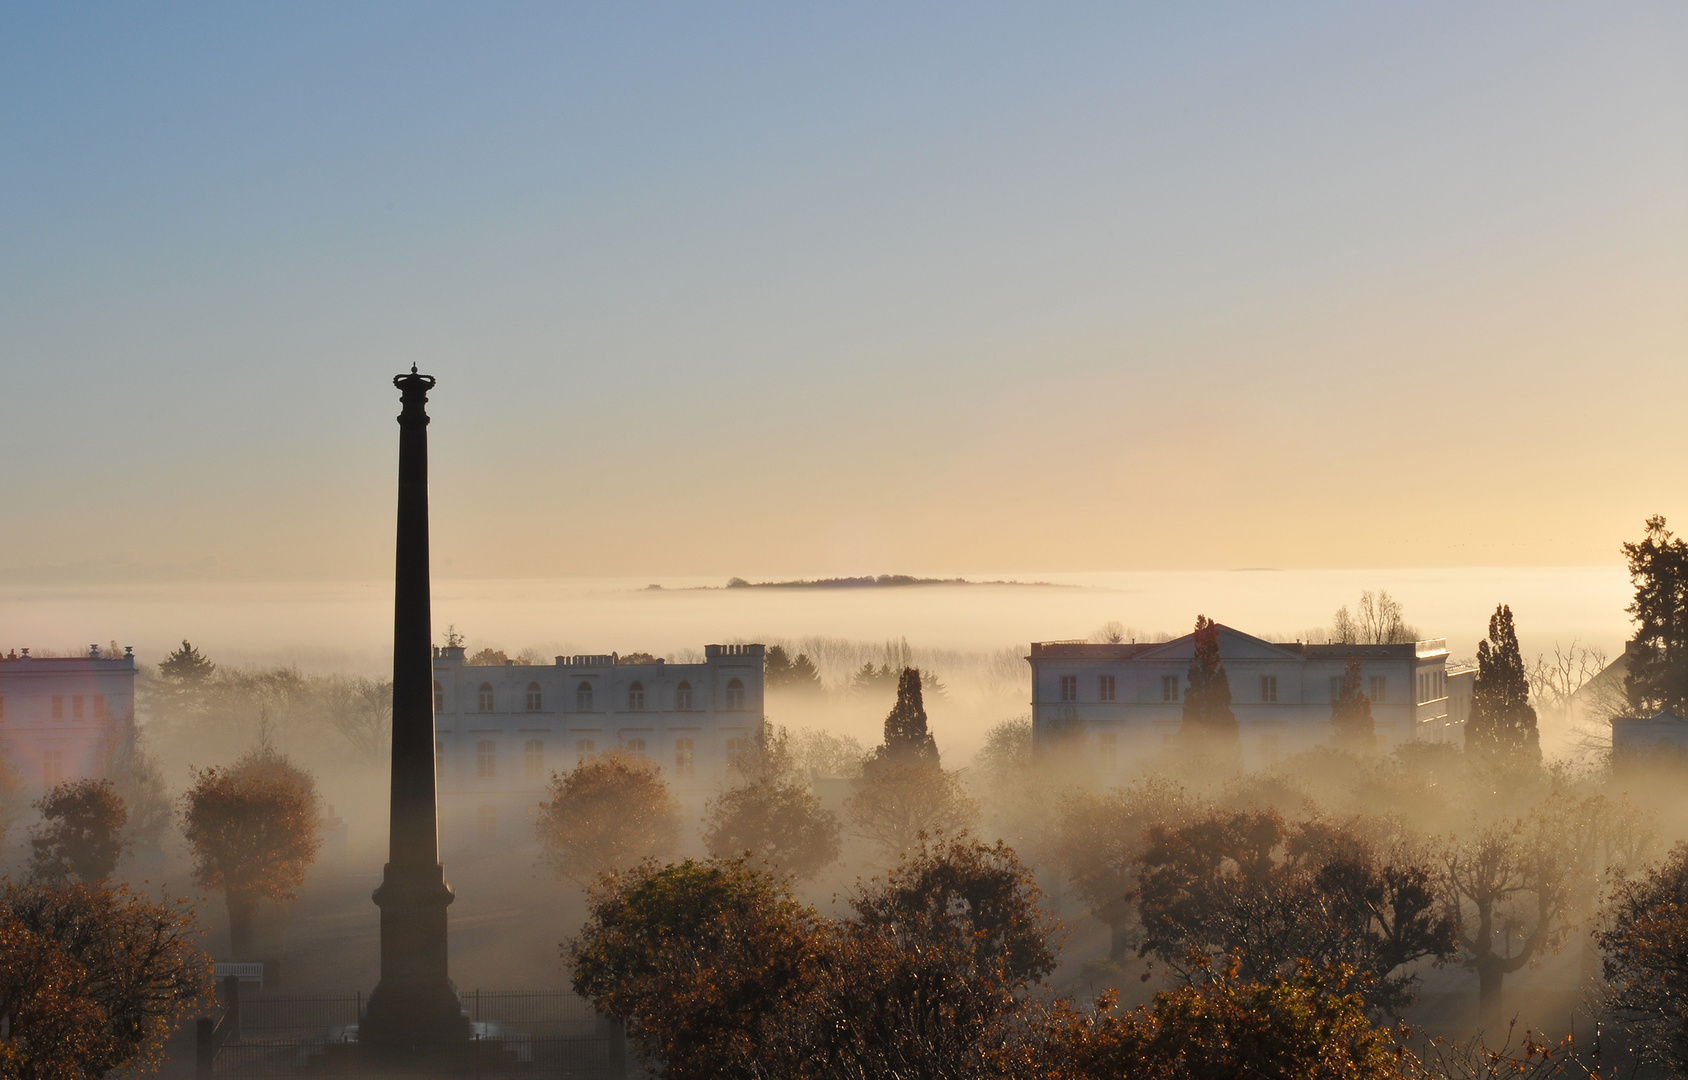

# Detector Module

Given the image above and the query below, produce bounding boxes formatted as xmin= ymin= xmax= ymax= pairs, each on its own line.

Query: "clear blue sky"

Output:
xmin=3 ymin=4 xmax=1685 ymax=581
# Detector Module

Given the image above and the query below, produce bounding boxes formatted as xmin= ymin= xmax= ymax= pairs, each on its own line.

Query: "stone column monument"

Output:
xmin=361 ymin=367 xmax=471 ymax=1052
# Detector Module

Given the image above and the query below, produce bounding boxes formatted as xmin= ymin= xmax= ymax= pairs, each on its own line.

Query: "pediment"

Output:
xmin=1135 ymin=624 xmax=1306 ymax=664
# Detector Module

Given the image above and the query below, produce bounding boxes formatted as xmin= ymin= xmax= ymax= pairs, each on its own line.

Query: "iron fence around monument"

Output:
xmin=197 ymin=990 xmax=628 ymax=1079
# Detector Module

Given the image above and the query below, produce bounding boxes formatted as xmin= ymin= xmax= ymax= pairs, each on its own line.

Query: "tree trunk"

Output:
xmin=1476 ymin=957 xmax=1506 ymax=1038
xmin=1109 ymin=919 xmax=1131 ymax=963
xmin=226 ymin=890 xmax=259 ymax=958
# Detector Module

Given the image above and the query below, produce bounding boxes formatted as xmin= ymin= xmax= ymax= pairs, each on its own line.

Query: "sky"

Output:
xmin=3 ymin=3 xmax=1686 ymax=584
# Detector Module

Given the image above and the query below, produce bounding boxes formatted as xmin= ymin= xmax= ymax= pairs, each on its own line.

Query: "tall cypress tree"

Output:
xmin=870 ymin=668 xmax=940 ymax=771
xmin=1464 ymin=604 xmax=1541 ymax=766
xmin=1180 ymin=616 xmax=1237 ymax=746
xmin=1330 ymin=658 xmax=1375 ymax=753
xmin=1622 ymin=515 xmax=1688 ymax=716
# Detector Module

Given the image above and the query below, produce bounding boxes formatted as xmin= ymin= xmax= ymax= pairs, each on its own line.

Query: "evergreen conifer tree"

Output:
xmin=1180 ymin=616 xmax=1237 ymax=746
xmin=1330 ymin=658 xmax=1375 ymax=753
xmin=764 ymin=645 xmax=795 ymax=687
xmin=1464 ymin=604 xmax=1541 ymax=765
xmin=1622 ymin=515 xmax=1688 ymax=715
xmin=870 ymin=668 xmax=940 ymax=771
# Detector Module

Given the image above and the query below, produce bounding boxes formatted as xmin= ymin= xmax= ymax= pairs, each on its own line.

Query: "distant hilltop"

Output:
xmin=694 ymin=574 xmax=1066 ymax=590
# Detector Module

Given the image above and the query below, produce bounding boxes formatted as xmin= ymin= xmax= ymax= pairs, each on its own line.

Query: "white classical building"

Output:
xmin=1027 ymin=624 xmax=1464 ymax=771
xmin=431 ymin=643 xmax=765 ymax=852
xmin=0 ymin=646 xmax=137 ymax=790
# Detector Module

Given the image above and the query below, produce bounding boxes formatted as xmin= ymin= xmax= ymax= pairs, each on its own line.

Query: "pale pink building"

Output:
xmin=0 ymin=646 xmax=136 ymax=790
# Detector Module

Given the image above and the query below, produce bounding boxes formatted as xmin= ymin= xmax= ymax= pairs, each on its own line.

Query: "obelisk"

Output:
xmin=362 ymin=367 xmax=470 ymax=1052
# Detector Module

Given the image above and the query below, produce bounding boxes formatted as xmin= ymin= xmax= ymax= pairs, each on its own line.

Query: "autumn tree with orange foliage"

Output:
xmin=536 ymin=752 xmax=680 ymax=886
xmin=29 ymin=778 xmax=128 ymax=883
xmin=0 ymin=879 xmax=211 ymax=1080
xmin=180 ymin=745 xmax=321 ymax=957
xmin=1027 ymin=957 xmax=1407 ymax=1080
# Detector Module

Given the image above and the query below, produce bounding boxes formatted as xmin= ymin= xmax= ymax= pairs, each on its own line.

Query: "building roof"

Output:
xmin=1030 ymin=625 xmax=1447 ymax=662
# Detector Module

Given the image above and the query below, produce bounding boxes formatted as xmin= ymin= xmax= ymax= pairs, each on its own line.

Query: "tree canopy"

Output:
xmin=0 ymin=880 xmax=212 ymax=1080
xmin=1464 ymin=604 xmax=1541 ymax=766
xmin=1330 ymin=658 xmax=1376 ymax=754
xmin=1623 ymin=515 xmax=1688 ymax=716
xmin=29 ymin=779 xmax=127 ymax=884
xmin=180 ymin=745 xmax=321 ymax=957
xmin=536 ymin=753 xmax=681 ymax=885
xmin=1180 ymin=616 xmax=1237 ymax=748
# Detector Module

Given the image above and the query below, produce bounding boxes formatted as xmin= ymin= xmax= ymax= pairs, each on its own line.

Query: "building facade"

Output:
xmin=431 ymin=643 xmax=765 ymax=851
xmin=1027 ymin=625 xmax=1459 ymax=771
xmin=0 ymin=646 xmax=137 ymax=790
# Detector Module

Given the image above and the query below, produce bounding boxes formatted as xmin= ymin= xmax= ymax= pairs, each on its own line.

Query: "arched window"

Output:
xmin=675 ymin=681 xmax=693 ymax=711
xmin=477 ymin=683 xmax=494 ymax=712
xmin=726 ymin=736 xmax=749 ymax=769
xmin=526 ymin=682 xmax=543 ymax=712
xmin=476 ymin=739 xmax=496 ymax=778
xmin=576 ymin=681 xmax=594 ymax=711
xmin=476 ymin=805 xmax=497 ymax=840
xmin=675 ymin=737 xmax=695 ymax=777
xmin=628 ymin=681 xmax=645 ymax=711
xmin=575 ymin=738 xmax=594 ymax=764
xmin=434 ymin=681 xmax=445 ymax=712
xmin=524 ymin=739 xmax=544 ymax=782
xmin=725 ymin=678 xmax=745 ymax=711
xmin=625 ymin=737 xmax=648 ymax=761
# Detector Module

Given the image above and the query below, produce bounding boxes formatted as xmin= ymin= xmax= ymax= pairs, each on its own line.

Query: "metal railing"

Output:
xmin=195 ymin=989 xmax=627 ymax=1078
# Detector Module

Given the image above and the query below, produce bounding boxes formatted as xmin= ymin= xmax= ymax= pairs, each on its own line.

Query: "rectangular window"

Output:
xmin=1099 ymin=675 xmax=1116 ymax=701
xmin=675 ymin=737 xmax=695 ymax=778
xmin=476 ymin=739 xmax=496 ymax=779
xmin=1098 ymin=732 xmax=1117 ymax=771
xmin=72 ymin=695 xmax=84 ymax=720
xmin=575 ymin=738 xmax=595 ymax=764
xmin=1162 ymin=676 xmax=1179 ymax=702
xmin=1260 ymin=733 xmax=1281 ymax=764
xmin=524 ymin=739 xmax=544 ymax=783
xmin=727 ymin=736 xmax=750 ymax=769
xmin=1260 ymin=676 xmax=1277 ymax=702
xmin=1329 ymin=676 xmax=1343 ymax=703
xmin=52 ymin=696 xmax=64 ymax=720
xmin=1369 ymin=676 xmax=1387 ymax=702
xmin=1059 ymin=675 xmax=1078 ymax=702
xmin=92 ymin=694 xmax=106 ymax=720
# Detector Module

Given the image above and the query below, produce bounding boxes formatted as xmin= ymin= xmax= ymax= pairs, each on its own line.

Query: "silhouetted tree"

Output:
xmin=104 ymin=724 xmax=172 ymax=853
xmin=1600 ymin=842 xmax=1688 ymax=1072
xmin=1623 ymin=515 xmax=1688 ymax=716
xmin=851 ymin=835 xmax=1058 ymax=986
xmin=1330 ymin=658 xmax=1376 ymax=753
xmin=765 ymin=645 xmax=793 ymax=684
xmin=870 ymin=668 xmax=939 ymax=770
xmin=29 ymin=779 xmax=127 ymax=883
xmin=180 ymin=745 xmax=322 ymax=957
xmin=704 ymin=781 xmax=842 ymax=881
xmin=569 ymin=858 xmax=822 ymax=1080
xmin=1136 ymin=809 xmax=1456 ymax=1013
xmin=535 ymin=753 xmax=680 ymax=886
xmin=1049 ymin=778 xmax=1197 ymax=962
xmin=465 ymin=647 xmax=510 ymax=666
xmin=155 ymin=640 xmax=216 ymax=715
xmin=1180 ymin=616 xmax=1237 ymax=749
xmin=0 ymin=880 xmax=212 ymax=1080
xmin=849 ymin=669 xmax=975 ymax=856
xmin=1465 ymin=604 xmax=1541 ymax=766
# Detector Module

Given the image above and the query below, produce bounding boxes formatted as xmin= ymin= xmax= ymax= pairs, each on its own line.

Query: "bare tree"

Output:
xmin=322 ymin=677 xmax=392 ymax=763
xmin=1527 ymin=642 xmax=1608 ymax=723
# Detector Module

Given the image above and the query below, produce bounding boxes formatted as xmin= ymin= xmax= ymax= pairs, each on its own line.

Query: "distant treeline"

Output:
xmin=712 ymin=575 xmax=1062 ymax=589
